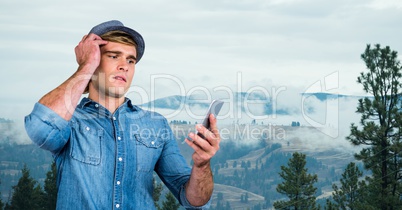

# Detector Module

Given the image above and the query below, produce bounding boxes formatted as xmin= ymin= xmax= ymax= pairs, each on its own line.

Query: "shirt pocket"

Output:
xmin=134 ymin=132 xmax=164 ymax=172
xmin=70 ymin=123 xmax=103 ymax=166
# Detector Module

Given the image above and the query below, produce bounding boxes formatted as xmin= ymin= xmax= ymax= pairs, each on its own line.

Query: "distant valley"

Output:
xmin=0 ymin=92 xmax=368 ymax=208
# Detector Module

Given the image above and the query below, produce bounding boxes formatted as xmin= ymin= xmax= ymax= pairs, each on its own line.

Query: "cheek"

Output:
xmin=98 ymin=58 xmax=115 ymax=71
xmin=93 ymin=63 xmax=106 ymax=76
xmin=90 ymin=69 xmax=101 ymax=83
xmin=127 ymin=68 xmax=135 ymax=81
xmin=92 ymin=68 xmax=112 ymax=86
xmin=95 ymin=63 xmax=114 ymax=78
xmin=126 ymin=74 xmax=134 ymax=85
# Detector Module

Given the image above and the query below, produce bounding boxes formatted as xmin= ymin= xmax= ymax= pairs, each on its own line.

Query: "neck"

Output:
xmin=88 ymin=93 xmax=125 ymax=114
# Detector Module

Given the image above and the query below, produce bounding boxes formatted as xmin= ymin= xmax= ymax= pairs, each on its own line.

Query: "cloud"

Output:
xmin=1 ymin=0 xmax=402 ymax=124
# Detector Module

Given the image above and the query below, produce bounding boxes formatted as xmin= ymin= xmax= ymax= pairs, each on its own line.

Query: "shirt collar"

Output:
xmin=78 ymin=97 xmax=139 ymax=112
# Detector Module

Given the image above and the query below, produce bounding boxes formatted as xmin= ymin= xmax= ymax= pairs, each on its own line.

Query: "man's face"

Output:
xmin=90 ymin=41 xmax=137 ymax=99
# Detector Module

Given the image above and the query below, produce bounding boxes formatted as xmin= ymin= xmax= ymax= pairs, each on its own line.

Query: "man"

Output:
xmin=24 ymin=20 xmax=220 ymax=209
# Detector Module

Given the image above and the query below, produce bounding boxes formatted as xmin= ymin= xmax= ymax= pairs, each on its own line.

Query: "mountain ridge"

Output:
xmin=139 ymin=92 xmax=368 ymax=116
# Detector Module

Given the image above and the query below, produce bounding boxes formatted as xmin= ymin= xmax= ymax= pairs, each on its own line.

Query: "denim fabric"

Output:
xmin=25 ymin=98 xmax=211 ymax=210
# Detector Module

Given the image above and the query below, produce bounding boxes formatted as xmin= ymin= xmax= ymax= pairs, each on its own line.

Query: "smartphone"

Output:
xmin=196 ymin=99 xmax=224 ymax=139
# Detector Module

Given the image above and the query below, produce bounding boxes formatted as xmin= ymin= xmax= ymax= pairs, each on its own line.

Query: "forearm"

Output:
xmin=185 ymin=162 xmax=214 ymax=207
xmin=39 ymin=66 xmax=93 ymax=121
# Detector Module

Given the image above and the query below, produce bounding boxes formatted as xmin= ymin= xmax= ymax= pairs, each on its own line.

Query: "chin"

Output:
xmin=108 ymin=92 xmax=126 ymax=98
xmin=106 ymin=89 xmax=127 ymax=98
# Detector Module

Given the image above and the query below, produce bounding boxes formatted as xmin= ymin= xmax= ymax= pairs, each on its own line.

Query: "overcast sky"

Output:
xmin=1 ymin=0 xmax=402 ymax=123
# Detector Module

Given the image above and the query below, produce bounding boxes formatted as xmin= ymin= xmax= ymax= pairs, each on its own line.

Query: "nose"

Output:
xmin=117 ymin=60 xmax=128 ymax=72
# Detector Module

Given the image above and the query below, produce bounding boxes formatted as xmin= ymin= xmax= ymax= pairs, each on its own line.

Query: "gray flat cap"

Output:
xmin=89 ymin=20 xmax=145 ymax=63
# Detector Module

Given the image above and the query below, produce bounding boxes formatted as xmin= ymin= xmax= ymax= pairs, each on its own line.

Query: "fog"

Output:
xmin=2 ymin=81 xmax=365 ymax=155
xmin=148 ymin=83 xmax=364 ymax=153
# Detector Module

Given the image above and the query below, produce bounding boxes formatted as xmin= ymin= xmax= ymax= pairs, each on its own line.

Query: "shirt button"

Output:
xmin=116 ymin=204 xmax=120 ymax=208
xmin=119 ymin=157 xmax=123 ymax=162
xmin=113 ymin=117 xmax=116 ymax=120
xmin=118 ymin=137 xmax=121 ymax=140
xmin=117 ymin=181 xmax=121 ymax=185
xmin=151 ymin=141 xmax=155 ymax=145
xmin=95 ymin=104 xmax=99 ymax=108
xmin=86 ymin=127 xmax=90 ymax=131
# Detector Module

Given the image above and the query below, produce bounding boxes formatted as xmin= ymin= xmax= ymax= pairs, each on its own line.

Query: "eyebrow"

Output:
xmin=105 ymin=50 xmax=137 ymax=61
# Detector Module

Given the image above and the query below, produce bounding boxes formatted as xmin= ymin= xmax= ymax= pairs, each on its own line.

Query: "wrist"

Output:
xmin=193 ymin=161 xmax=211 ymax=171
xmin=77 ymin=62 xmax=98 ymax=74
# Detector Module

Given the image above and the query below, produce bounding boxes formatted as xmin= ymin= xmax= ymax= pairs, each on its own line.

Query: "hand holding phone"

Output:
xmin=196 ymin=99 xmax=224 ymax=139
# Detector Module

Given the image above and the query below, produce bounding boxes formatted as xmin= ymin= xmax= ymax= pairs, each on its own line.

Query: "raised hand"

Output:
xmin=74 ymin=33 xmax=108 ymax=72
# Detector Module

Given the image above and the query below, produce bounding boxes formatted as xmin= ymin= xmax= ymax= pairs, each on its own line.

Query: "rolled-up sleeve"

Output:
xmin=24 ymin=102 xmax=71 ymax=155
xmin=157 ymin=139 xmax=212 ymax=210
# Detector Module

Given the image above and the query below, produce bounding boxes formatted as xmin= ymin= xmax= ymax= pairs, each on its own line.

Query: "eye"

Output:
xmin=127 ymin=59 xmax=136 ymax=64
xmin=109 ymin=55 xmax=118 ymax=59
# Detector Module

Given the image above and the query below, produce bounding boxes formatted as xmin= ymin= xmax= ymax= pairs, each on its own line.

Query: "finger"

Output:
xmin=208 ymin=114 xmax=220 ymax=142
xmin=195 ymin=124 xmax=208 ymax=138
xmin=185 ymin=136 xmax=215 ymax=161
xmin=86 ymin=33 xmax=104 ymax=41
xmin=195 ymin=121 xmax=215 ymax=139
xmin=87 ymin=34 xmax=108 ymax=45
xmin=189 ymin=132 xmax=213 ymax=151
xmin=185 ymin=138 xmax=203 ymax=153
xmin=80 ymin=34 xmax=108 ymax=48
xmin=195 ymin=125 xmax=215 ymax=145
xmin=188 ymin=133 xmax=219 ymax=160
xmin=195 ymin=120 xmax=219 ymax=147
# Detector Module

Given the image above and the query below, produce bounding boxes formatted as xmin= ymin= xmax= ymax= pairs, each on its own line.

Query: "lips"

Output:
xmin=114 ymin=75 xmax=127 ymax=82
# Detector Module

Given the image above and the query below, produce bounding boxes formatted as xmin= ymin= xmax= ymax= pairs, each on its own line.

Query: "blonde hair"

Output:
xmin=83 ymin=30 xmax=137 ymax=94
xmin=100 ymin=30 xmax=138 ymax=48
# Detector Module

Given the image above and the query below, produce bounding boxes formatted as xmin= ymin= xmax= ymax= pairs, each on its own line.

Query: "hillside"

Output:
xmin=172 ymin=123 xmax=359 ymax=209
xmin=0 ymin=121 xmax=360 ymax=208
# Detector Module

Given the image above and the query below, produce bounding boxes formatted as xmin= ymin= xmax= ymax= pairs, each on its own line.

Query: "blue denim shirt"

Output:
xmin=24 ymin=98 xmax=211 ymax=210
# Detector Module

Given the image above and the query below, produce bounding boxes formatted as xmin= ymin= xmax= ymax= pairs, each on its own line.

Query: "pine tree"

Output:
xmin=43 ymin=161 xmax=57 ymax=210
xmin=9 ymin=164 xmax=44 ymax=210
xmin=273 ymin=152 xmax=318 ymax=210
xmin=153 ymin=177 xmax=163 ymax=210
xmin=331 ymin=162 xmax=364 ymax=209
xmin=324 ymin=199 xmax=337 ymax=210
xmin=347 ymin=44 xmax=402 ymax=209
xmin=355 ymin=179 xmax=377 ymax=210
xmin=32 ymin=185 xmax=45 ymax=209
xmin=161 ymin=192 xmax=180 ymax=210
